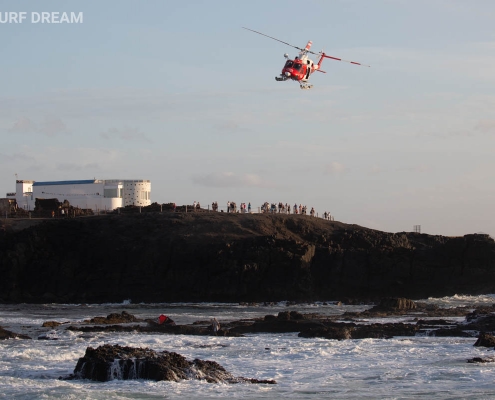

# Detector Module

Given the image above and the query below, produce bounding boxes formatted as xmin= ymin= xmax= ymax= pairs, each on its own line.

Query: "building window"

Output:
xmin=104 ymin=188 xmax=118 ymax=198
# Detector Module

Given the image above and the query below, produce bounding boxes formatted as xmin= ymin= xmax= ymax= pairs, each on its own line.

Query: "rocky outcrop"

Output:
xmin=473 ymin=332 xmax=495 ymax=348
xmin=85 ymin=311 xmax=141 ymax=324
xmin=59 ymin=307 xmax=495 ymax=340
xmin=68 ymin=344 xmax=276 ymax=384
xmin=0 ymin=326 xmax=31 ymax=340
xmin=1 ymin=213 xmax=495 ymax=303
xmin=298 ymin=322 xmax=419 ymax=340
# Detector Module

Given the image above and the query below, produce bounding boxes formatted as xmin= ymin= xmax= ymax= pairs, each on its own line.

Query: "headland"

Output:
xmin=1 ymin=211 xmax=494 ymax=303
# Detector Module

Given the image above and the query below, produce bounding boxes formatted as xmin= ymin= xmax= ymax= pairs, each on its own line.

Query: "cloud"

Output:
xmin=7 ymin=116 xmax=69 ymax=136
xmin=192 ymin=172 xmax=273 ymax=188
xmin=396 ymin=164 xmax=432 ymax=173
xmin=324 ymin=162 xmax=348 ymax=175
xmin=100 ymin=127 xmax=151 ymax=142
xmin=475 ymin=120 xmax=495 ymax=134
xmin=39 ymin=117 xmax=70 ymax=136
xmin=369 ymin=165 xmax=383 ymax=175
xmin=8 ymin=117 xmax=37 ymax=133
xmin=56 ymin=162 xmax=100 ymax=171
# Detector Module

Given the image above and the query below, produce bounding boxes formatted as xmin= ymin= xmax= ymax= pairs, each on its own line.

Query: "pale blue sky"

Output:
xmin=1 ymin=0 xmax=495 ymax=236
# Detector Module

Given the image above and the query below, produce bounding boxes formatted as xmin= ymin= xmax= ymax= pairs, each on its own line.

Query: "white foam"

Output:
xmin=0 ymin=301 xmax=494 ymax=399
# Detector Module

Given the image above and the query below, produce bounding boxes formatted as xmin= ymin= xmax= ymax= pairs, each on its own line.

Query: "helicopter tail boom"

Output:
xmin=321 ymin=53 xmax=370 ymax=67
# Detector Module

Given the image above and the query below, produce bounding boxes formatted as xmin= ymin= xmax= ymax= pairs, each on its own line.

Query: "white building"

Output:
xmin=7 ymin=179 xmax=151 ymax=211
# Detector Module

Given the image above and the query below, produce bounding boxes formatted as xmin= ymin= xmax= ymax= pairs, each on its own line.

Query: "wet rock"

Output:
xmin=465 ymin=310 xmax=495 ymax=331
xmin=42 ymin=321 xmax=65 ymax=328
xmin=38 ymin=330 xmax=59 ymax=340
xmin=299 ymin=326 xmax=353 ymax=340
xmin=473 ymin=332 xmax=495 ymax=347
xmin=430 ymin=328 xmax=472 ymax=337
xmin=370 ymin=298 xmax=417 ymax=312
xmin=0 ymin=326 xmax=31 ymax=340
xmin=69 ymin=344 xmax=276 ymax=384
xmin=85 ymin=311 xmax=142 ymax=324
xmin=299 ymin=322 xmax=418 ymax=340
xmin=66 ymin=323 xmax=242 ymax=337
xmin=467 ymin=357 xmax=495 ymax=363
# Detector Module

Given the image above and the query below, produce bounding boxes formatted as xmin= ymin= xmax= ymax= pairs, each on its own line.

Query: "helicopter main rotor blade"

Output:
xmin=242 ymin=27 xmax=305 ymax=52
xmin=322 ymin=53 xmax=371 ymax=67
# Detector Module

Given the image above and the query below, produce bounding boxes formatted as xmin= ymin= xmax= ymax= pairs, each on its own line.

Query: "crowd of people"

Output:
xmin=181 ymin=200 xmax=334 ymax=220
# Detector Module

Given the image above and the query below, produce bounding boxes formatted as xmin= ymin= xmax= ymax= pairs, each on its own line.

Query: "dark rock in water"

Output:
xmin=69 ymin=344 xmax=276 ymax=384
xmin=66 ymin=322 xmax=242 ymax=337
xmin=465 ymin=310 xmax=495 ymax=332
xmin=299 ymin=326 xmax=353 ymax=340
xmin=369 ymin=298 xmax=417 ymax=312
xmin=299 ymin=322 xmax=418 ymax=340
xmin=473 ymin=332 xmax=495 ymax=347
xmin=0 ymin=326 xmax=31 ymax=340
xmin=42 ymin=321 xmax=65 ymax=328
xmin=38 ymin=330 xmax=59 ymax=340
xmin=85 ymin=311 xmax=141 ymax=324
xmin=467 ymin=357 xmax=495 ymax=363
xmin=430 ymin=328 xmax=472 ymax=337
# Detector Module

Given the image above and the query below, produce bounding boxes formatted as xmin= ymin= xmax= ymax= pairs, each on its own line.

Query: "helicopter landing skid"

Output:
xmin=300 ymin=83 xmax=313 ymax=89
xmin=275 ymin=75 xmax=288 ymax=81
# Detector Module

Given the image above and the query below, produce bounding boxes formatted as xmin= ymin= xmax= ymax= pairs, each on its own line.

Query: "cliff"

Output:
xmin=1 ymin=213 xmax=494 ymax=303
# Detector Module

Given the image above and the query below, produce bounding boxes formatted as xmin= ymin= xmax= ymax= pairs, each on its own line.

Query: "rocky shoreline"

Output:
xmin=1 ymin=212 xmax=495 ymax=303
xmin=3 ymin=297 xmax=495 ymax=370
xmin=2 ymin=298 xmax=494 ymax=342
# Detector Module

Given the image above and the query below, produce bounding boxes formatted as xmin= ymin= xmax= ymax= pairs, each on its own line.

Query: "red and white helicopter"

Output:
xmin=243 ymin=27 xmax=370 ymax=89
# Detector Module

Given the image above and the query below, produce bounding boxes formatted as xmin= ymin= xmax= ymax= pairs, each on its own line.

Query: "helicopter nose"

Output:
xmin=285 ymin=71 xmax=291 ymax=77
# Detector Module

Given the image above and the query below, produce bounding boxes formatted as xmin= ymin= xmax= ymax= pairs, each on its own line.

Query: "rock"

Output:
xmin=0 ymin=326 xmax=31 ymax=340
xmin=38 ymin=330 xmax=59 ymax=340
xmin=69 ymin=344 xmax=276 ymax=384
xmin=465 ymin=310 xmax=495 ymax=331
xmin=42 ymin=321 xmax=64 ymax=328
xmin=474 ymin=332 xmax=495 ymax=347
xmin=467 ymin=357 xmax=495 ymax=363
xmin=85 ymin=311 xmax=141 ymax=324
xmin=371 ymin=298 xmax=417 ymax=312
xmin=299 ymin=326 xmax=353 ymax=340
xmin=299 ymin=322 xmax=418 ymax=340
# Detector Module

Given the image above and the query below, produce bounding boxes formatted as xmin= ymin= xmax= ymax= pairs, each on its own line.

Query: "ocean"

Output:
xmin=1 ymin=296 xmax=495 ymax=399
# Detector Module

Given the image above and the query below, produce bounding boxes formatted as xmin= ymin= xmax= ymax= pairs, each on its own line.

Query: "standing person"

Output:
xmin=248 ymin=202 xmax=251 ymax=213
xmin=227 ymin=201 xmax=230 ymax=213
xmin=211 ymin=318 xmax=220 ymax=335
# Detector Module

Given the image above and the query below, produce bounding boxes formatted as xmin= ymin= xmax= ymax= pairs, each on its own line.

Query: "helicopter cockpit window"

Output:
xmin=293 ymin=63 xmax=302 ymax=71
xmin=284 ymin=60 xmax=293 ymax=68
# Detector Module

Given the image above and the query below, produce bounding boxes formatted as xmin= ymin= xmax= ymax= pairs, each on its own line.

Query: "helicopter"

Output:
xmin=243 ymin=27 xmax=370 ymax=89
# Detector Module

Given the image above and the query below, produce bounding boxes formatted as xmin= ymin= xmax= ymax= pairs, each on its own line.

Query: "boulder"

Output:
xmin=85 ymin=311 xmax=141 ymax=324
xmin=0 ymin=326 xmax=31 ymax=340
xmin=474 ymin=332 xmax=495 ymax=347
xmin=373 ymin=298 xmax=417 ymax=311
xmin=69 ymin=344 xmax=276 ymax=384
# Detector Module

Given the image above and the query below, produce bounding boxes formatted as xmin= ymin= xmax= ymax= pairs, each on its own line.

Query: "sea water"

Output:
xmin=1 ymin=296 xmax=495 ymax=399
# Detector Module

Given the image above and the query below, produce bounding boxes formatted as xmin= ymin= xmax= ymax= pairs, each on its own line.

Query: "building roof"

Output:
xmin=33 ymin=180 xmax=96 ymax=186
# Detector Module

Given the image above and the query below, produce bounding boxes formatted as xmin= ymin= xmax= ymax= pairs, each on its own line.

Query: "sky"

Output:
xmin=1 ymin=0 xmax=495 ymax=237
